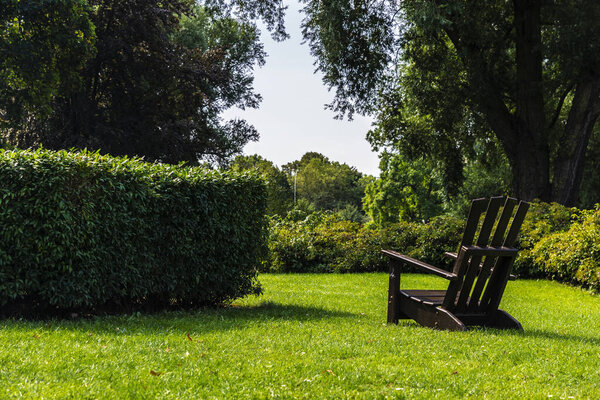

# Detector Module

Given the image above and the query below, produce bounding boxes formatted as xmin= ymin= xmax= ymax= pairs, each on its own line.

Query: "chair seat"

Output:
xmin=401 ymin=290 xmax=447 ymax=306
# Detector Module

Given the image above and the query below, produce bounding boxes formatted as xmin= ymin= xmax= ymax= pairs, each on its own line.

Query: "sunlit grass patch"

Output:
xmin=1 ymin=273 xmax=599 ymax=399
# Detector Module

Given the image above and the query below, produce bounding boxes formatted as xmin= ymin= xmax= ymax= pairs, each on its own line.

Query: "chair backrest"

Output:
xmin=443 ymin=197 xmax=530 ymax=314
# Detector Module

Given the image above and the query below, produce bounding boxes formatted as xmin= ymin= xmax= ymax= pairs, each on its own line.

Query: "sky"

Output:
xmin=222 ymin=2 xmax=381 ymax=177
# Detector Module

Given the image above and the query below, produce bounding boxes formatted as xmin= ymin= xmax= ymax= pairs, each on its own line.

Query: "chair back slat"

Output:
xmin=442 ymin=249 xmax=469 ymax=309
xmin=457 ymin=198 xmax=488 ymax=248
xmin=476 ymin=196 xmax=504 ymax=246
xmin=479 ymin=201 xmax=530 ymax=312
xmin=445 ymin=198 xmax=529 ymax=314
xmin=479 ymin=257 xmax=516 ymax=312
xmin=455 ymin=198 xmax=504 ymax=311
xmin=503 ymin=201 xmax=530 ymax=247
xmin=454 ymin=253 xmax=484 ymax=312
xmin=444 ymin=198 xmax=488 ymax=309
xmin=466 ymin=197 xmax=518 ymax=311
xmin=489 ymin=197 xmax=518 ymax=246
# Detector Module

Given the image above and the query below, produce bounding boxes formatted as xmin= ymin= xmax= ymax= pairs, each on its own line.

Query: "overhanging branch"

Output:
xmin=548 ymin=83 xmax=575 ymax=130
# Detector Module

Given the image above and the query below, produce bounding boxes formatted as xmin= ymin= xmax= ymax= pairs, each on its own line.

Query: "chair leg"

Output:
xmin=429 ymin=308 xmax=467 ymax=332
xmin=387 ymin=260 xmax=406 ymax=323
xmin=483 ymin=309 xmax=523 ymax=331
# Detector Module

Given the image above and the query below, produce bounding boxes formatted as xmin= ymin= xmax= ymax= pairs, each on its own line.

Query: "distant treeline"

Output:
xmin=229 ymin=150 xmax=511 ymax=225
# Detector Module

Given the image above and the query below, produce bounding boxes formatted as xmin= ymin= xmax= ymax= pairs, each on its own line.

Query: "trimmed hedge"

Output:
xmin=0 ymin=148 xmax=267 ymax=313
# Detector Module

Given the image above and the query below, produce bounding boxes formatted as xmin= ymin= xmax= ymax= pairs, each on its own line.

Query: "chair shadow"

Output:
xmin=392 ymin=318 xmax=600 ymax=346
xmin=0 ymin=301 xmax=359 ymax=336
xmin=475 ymin=326 xmax=600 ymax=347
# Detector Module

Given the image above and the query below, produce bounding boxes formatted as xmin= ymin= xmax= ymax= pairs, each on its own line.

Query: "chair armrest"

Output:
xmin=461 ymin=245 xmax=519 ymax=257
xmin=382 ymin=250 xmax=458 ymax=280
xmin=443 ymin=249 xmax=517 ymax=280
xmin=444 ymin=252 xmax=457 ymax=260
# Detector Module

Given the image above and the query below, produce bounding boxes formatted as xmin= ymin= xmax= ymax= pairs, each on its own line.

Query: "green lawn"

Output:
xmin=1 ymin=273 xmax=599 ymax=399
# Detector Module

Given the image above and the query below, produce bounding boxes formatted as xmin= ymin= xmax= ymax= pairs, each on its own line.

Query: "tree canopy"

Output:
xmin=363 ymin=153 xmax=444 ymax=224
xmin=283 ymin=152 xmax=368 ymax=212
xmin=0 ymin=0 xmax=96 ymax=130
xmin=1 ymin=0 xmax=287 ymax=165
xmin=301 ymin=0 xmax=600 ymax=205
xmin=230 ymin=154 xmax=292 ymax=215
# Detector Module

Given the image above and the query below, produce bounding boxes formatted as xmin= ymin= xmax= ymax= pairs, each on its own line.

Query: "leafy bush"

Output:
xmin=265 ymin=200 xmax=590 ymax=284
xmin=514 ymin=200 xmax=579 ymax=276
xmin=0 ymin=148 xmax=267 ymax=314
xmin=530 ymin=208 xmax=600 ymax=292
xmin=407 ymin=215 xmax=465 ymax=268
xmin=264 ymin=198 xmax=600 ymax=295
xmin=264 ymin=213 xmax=463 ymax=273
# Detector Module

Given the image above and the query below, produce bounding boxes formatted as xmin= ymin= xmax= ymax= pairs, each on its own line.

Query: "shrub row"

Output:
xmin=0 ymin=149 xmax=267 ymax=314
xmin=264 ymin=213 xmax=464 ymax=273
xmin=529 ymin=208 xmax=600 ymax=292
xmin=513 ymin=201 xmax=580 ymax=276
xmin=266 ymin=201 xmax=600 ymax=293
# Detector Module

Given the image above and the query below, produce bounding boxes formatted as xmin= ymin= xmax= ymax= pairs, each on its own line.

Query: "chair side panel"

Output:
xmin=443 ymin=248 xmax=470 ymax=310
xmin=467 ymin=254 xmax=498 ymax=312
xmin=480 ymin=256 xmax=517 ymax=312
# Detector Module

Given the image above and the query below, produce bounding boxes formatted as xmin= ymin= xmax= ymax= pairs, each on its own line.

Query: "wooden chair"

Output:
xmin=383 ymin=197 xmax=530 ymax=331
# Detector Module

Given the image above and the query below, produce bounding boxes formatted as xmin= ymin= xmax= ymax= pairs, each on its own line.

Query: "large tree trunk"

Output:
xmin=509 ymin=1 xmax=600 ymax=203
xmin=445 ymin=0 xmax=600 ymax=204
xmin=511 ymin=0 xmax=550 ymax=202
xmin=510 ymin=126 xmax=551 ymax=201
xmin=551 ymin=79 xmax=600 ymax=205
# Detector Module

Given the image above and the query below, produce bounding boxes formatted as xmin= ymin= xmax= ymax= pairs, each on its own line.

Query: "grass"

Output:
xmin=1 ymin=273 xmax=599 ymax=399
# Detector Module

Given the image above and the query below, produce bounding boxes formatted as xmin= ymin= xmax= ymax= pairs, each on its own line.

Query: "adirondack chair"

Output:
xmin=383 ymin=196 xmax=530 ymax=331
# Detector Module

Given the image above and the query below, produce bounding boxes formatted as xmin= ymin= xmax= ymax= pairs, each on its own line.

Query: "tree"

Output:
xmin=363 ymin=152 xmax=444 ymax=225
xmin=444 ymin=145 xmax=512 ymax=216
xmin=1 ymin=0 xmax=287 ymax=165
xmin=578 ymin=126 xmax=600 ymax=208
xmin=301 ymin=1 xmax=600 ymax=205
xmin=281 ymin=151 xmax=329 ymax=175
xmin=283 ymin=152 xmax=367 ymax=211
xmin=229 ymin=154 xmax=293 ymax=215
xmin=0 ymin=0 xmax=96 ymax=130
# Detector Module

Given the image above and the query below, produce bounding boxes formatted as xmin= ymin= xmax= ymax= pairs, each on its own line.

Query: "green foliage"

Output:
xmin=443 ymin=139 xmax=512 ymax=216
xmin=300 ymin=0 xmax=393 ymax=118
xmin=0 ymin=0 xmax=96 ymax=124
xmin=530 ymin=208 xmax=600 ymax=292
xmin=514 ymin=200 xmax=579 ymax=277
xmin=283 ymin=152 xmax=369 ymax=213
xmin=265 ymin=213 xmax=463 ymax=273
xmin=302 ymin=1 xmax=600 ymax=203
xmin=363 ymin=153 xmax=444 ymax=225
xmin=285 ymin=198 xmax=317 ymax=222
xmin=268 ymin=197 xmax=599 ymax=295
xmin=1 ymin=1 xmax=286 ymax=165
xmin=366 ymin=33 xmax=477 ymax=196
xmin=334 ymin=204 xmax=368 ymax=223
xmin=229 ymin=154 xmax=292 ymax=216
xmin=0 ymin=148 xmax=267 ymax=313
xmin=266 ymin=199 xmax=600 ymax=294
xmin=364 ymin=139 xmax=511 ymax=223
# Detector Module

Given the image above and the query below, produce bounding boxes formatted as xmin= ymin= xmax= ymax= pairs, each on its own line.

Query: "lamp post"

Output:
xmin=293 ymin=169 xmax=297 ymax=204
